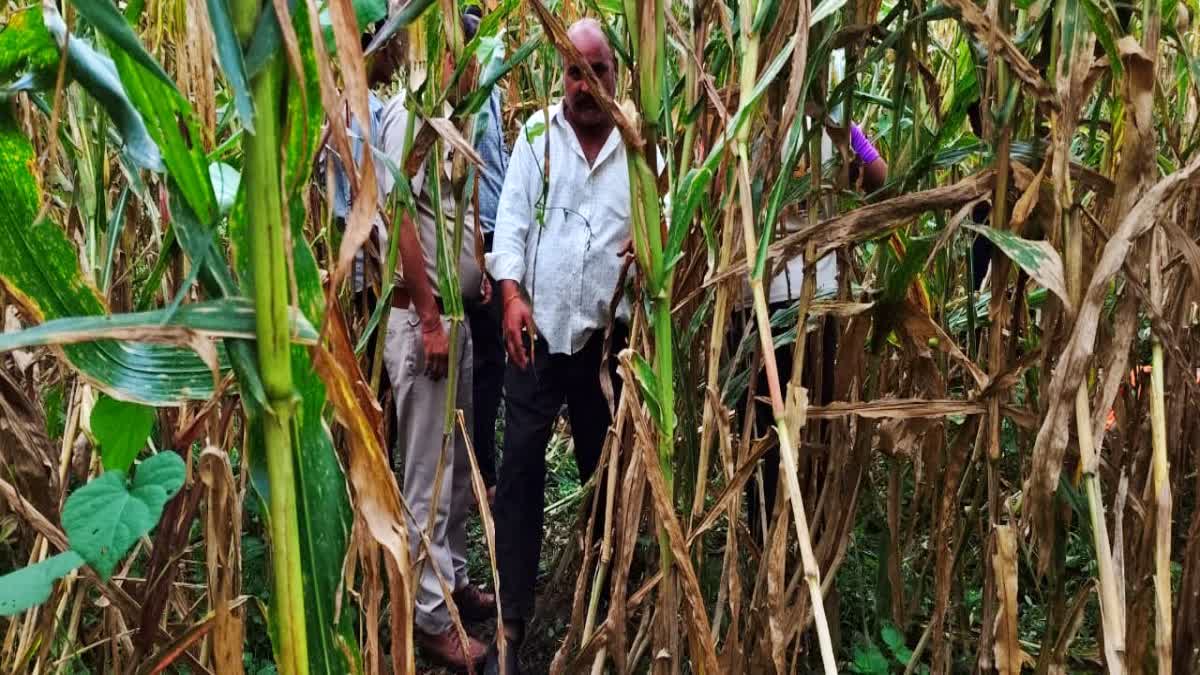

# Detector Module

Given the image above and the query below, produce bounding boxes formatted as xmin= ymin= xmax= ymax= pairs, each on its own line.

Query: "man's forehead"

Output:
xmin=567 ymin=23 xmax=612 ymax=62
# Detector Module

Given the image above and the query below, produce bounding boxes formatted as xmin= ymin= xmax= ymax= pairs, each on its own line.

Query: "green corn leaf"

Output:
xmin=101 ymin=185 xmax=130 ymax=291
xmin=963 ymin=223 xmax=1073 ymax=308
xmin=283 ymin=0 xmax=324 ymax=195
xmin=675 ymin=33 xmax=798 ymax=233
xmin=62 ymin=452 xmax=186 ymax=580
xmin=363 ymin=0 xmax=437 ymax=56
xmin=206 ymin=0 xmax=257 ymax=132
xmin=0 ymin=551 xmax=85 ymax=617
xmin=109 ymin=44 xmax=217 ymax=226
xmin=664 ymin=164 xmax=712 ymax=273
xmin=456 ymin=38 xmax=538 ymax=118
xmin=0 ymin=7 xmax=162 ymax=171
xmin=244 ymin=0 xmax=284 ymax=77
xmin=630 ymin=352 xmax=665 ymax=428
xmin=1081 ymin=0 xmax=1124 ymax=79
xmin=70 ymin=0 xmax=177 ymax=89
xmin=0 ymin=299 xmax=318 ymax=354
xmin=91 ymin=395 xmax=156 ymax=472
xmin=751 ymin=0 xmax=782 ymax=34
xmin=0 ymin=111 xmax=227 ymax=405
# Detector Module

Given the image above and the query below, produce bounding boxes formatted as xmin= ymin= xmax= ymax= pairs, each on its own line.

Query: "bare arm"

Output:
xmin=862 ymin=156 xmax=888 ymax=195
xmin=397 ymin=212 xmax=450 ymax=378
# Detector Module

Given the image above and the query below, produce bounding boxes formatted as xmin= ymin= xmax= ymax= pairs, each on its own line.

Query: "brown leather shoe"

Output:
xmin=415 ymin=626 xmax=486 ymax=671
xmin=452 ymin=585 xmax=497 ymax=622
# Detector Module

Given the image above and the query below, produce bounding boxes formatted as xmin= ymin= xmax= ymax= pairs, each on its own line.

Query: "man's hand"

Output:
xmin=420 ymin=318 xmax=451 ymax=380
xmin=499 ymin=280 xmax=536 ymax=369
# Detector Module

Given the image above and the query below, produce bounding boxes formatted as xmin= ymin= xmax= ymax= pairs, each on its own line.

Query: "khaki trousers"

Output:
xmin=383 ymin=308 xmax=474 ymax=635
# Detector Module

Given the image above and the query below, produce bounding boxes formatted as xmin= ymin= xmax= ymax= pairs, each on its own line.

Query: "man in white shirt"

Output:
xmin=483 ymin=19 xmax=628 ymax=674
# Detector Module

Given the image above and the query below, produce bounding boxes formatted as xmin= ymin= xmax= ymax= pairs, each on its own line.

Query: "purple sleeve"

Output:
xmin=850 ymin=123 xmax=880 ymax=164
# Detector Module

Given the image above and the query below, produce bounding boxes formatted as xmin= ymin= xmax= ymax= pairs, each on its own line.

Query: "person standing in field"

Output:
xmin=483 ymin=18 xmax=631 ymax=675
xmin=376 ymin=15 xmax=497 ymax=670
xmin=462 ymin=4 xmax=511 ymax=501
xmin=741 ymin=119 xmax=887 ymax=542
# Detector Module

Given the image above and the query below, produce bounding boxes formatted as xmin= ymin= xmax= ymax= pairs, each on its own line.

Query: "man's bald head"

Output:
xmin=562 ymin=18 xmax=617 ymax=132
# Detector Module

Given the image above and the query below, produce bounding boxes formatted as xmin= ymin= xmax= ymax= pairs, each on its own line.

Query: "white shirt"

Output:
xmin=487 ymin=102 xmax=633 ymax=355
xmin=741 ymin=122 xmax=838 ymax=307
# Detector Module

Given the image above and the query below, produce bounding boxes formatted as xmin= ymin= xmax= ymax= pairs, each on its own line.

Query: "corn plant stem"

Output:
xmin=369 ymin=109 xmax=419 ymax=392
xmin=733 ymin=1 xmax=835 ymax=668
xmin=1060 ymin=129 xmax=1124 ymax=673
xmin=583 ymin=390 xmax=630 ymax=646
xmin=243 ymin=48 xmax=309 ymax=675
xmin=1150 ymin=335 xmax=1172 ymax=674
xmin=691 ymin=204 xmax=739 ymax=528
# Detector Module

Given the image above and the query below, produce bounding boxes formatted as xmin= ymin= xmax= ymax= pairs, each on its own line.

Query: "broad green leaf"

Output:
xmin=881 ymin=623 xmax=914 ymax=664
xmin=70 ymin=0 xmax=177 ymax=89
xmin=850 ymin=642 xmax=890 ymax=674
xmin=353 ymin=0 xmax=388 ymax=28
xmin=62 ymin=452 xmax=185 ymax=580
xmin=109 ymin=44 xmax=217 ymax=226
xmin=963 ymin=223 xmax=1073 ymax=308
xmin=0 ymin=7 xmax=59 ymax=80
xmin=0 ymin=7 xmax=162 ymax=171
xmin=91 ymin=395 xmax=156 ymax=472
xmin=206 ymin=0 xmax=256 ymax=132
xmin=0 ymin=110 xmax=221 ymax=405
xmin=0 ymin=551 xmax=85 ymax=617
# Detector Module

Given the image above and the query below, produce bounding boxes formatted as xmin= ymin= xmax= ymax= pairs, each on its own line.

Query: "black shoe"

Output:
xmin=483 ymin=641 xmax=521 ymax=675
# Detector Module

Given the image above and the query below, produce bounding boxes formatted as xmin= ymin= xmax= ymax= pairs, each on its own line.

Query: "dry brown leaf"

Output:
xmin=619 ymin=352 xmax=721 ymax=674
xmin=941 ymin=0 xmax=1056 ymax=105
xmin=1024 ymin=151 xmax=1200 ymax=561
xmin=198 ymin=448 xmax=244 ymax=675
xmin=310 ymin=307 xmax=414 ymax=673
xmin=423 ymin=117 xmax=485 ymax=168
xmin=0 ymin=366 xmax=58 ymax=518
xmin=710 ymin=170 xmax=996 ymax=286
xmin=992 ymin=525 xmax=1020 ymax=675
xmin=328 ymin=0 xmax=379 ymax=293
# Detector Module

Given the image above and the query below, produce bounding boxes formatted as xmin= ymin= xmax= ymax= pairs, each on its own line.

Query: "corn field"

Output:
xmin=0 ymin=0 xmax=1198 ymax=670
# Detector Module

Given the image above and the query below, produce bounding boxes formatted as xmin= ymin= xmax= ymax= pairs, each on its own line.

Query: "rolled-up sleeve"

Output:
xmin=486 ymin=125 xmax=537 ymax=283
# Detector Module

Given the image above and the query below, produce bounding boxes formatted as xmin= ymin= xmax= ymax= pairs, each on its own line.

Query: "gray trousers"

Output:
xmin=383 ymin=308 xmax=474 ymax=634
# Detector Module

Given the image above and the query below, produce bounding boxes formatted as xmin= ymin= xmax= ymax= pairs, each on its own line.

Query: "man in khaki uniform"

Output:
xmin=377 ymin=20 xmax=495 ymax=668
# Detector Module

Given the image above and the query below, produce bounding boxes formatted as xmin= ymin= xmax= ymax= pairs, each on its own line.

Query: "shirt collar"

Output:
xmin=551 ymin=100 xmax=623 ymax=170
